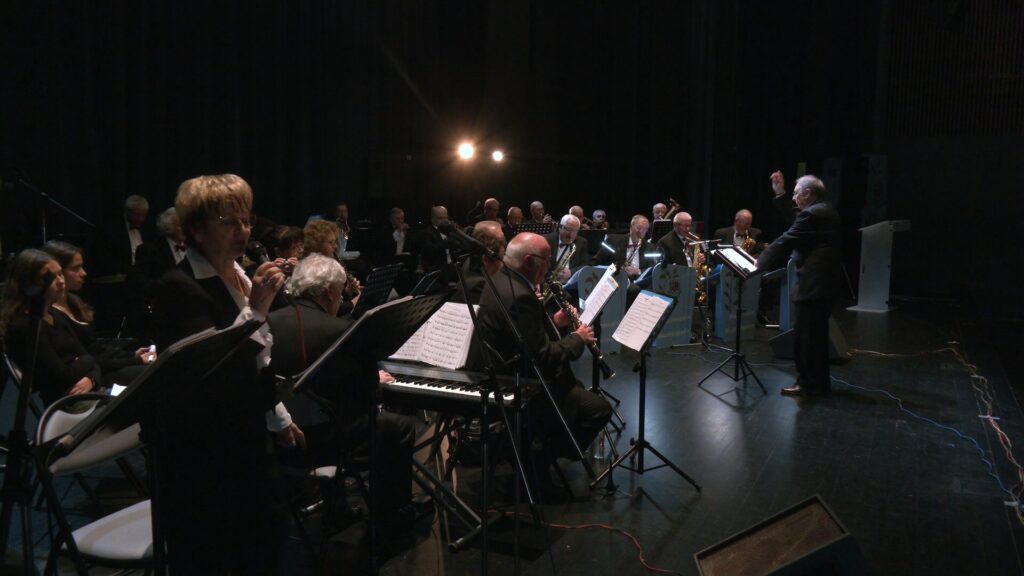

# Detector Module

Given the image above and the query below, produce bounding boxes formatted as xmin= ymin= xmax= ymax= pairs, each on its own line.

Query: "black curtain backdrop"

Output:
xmin=3 ymin=1 xmax=1021 ymax=319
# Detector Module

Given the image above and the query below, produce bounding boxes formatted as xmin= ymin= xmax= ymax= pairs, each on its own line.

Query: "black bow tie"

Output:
xmin=174 ymin=243 xmax=185 ymax=252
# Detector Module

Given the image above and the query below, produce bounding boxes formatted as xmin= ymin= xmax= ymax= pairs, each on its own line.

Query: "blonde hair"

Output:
xmin=175 ymin=174 xmax=253 ymax=245
xmin=303 ymin=219 xmax=340 ymax=256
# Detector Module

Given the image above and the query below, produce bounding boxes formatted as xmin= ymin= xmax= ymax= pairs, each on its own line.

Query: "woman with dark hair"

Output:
xmin=0 ymin=249 xmax=100 ymax=406
xmin=41 ymin=240 xmax=155 ymax=386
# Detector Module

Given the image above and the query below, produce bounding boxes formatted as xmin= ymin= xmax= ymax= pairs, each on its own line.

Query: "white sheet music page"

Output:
xmin=388 ymin=302 xmax=477 ymax=370
xmin=579 ymin=265 xmax=619 ymax=326
xmin=719 ymin=246 xmax=758 ymax=276
xmin=612 ymin=291 xmax=672 ymax=352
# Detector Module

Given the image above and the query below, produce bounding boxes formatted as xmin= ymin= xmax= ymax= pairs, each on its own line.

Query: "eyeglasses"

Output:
xmin=215 ymin=215 xmax=255 ymax=230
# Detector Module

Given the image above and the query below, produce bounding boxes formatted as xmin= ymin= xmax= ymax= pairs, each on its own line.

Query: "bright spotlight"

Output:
xmin=491 ymin=150 xmax=505 ymax=162
xmin=457 ymin=142 xmax=475 ymax=160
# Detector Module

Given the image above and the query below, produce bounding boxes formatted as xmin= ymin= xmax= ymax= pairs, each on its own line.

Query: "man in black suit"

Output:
xmin=713 ymin=209 xmax=763 ymax=254
xmin=130 ymin=207 xmax=186 ymax=338
xmin=545 ymin=214 xmax=592 ymax=284
xmin=476 ymin=233 xmax=612 ymax=468
xmin=756 ymin=175 xmax=842 ymax=397
xmin=657 ymin=212 xmax=698 ymax=267
xmin=451 ymin=220 xmax=506 ymax=305
xmin=416 ymin=205 xmax=453 ymax=276
xmin=265 ymin=253 xmax=418 ymax=532
xmin=596 ymin=214 xmax=650 ymax=280
xmin=768 ymin=171 xmax=797 ymax=241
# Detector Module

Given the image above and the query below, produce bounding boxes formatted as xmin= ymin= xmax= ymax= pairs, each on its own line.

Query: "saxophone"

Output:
xmin=543 ymin=275 xmax=616 ymax=380
xmin=686 ymin=232 xmax=710 ymax=306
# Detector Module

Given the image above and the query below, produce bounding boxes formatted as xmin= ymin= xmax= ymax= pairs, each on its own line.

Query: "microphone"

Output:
xmin=436 ymin=220 xmax=498 ymax=259
xmin=245 ymin=240 xmax=295 ymax=303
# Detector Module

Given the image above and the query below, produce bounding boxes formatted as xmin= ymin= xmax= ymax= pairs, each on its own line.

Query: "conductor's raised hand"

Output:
xmin=250 ymin=261 xmax=286 ymax=316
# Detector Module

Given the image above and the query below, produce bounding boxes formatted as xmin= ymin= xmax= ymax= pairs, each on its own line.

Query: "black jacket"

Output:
xmin=4 ymin=313 xmax=101 ymax=406
xmin=756 ymin=200 xmax=842 ymax=302
xmin=656 ymin=231 xmax=692 ymax=267
xmin=475 ymin=267 xmax=584 ymax=398
xmin=544 ymin=233 xmax=592 ymax=274
xmin=595 ymin=234 xmax=650 ymax=274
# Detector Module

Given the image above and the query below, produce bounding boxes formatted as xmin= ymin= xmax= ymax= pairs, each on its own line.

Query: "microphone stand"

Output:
xmin=0 ymin=278 xmax=53 ymax=573
xmin=11 ymin=172 xmax=95 ymax=243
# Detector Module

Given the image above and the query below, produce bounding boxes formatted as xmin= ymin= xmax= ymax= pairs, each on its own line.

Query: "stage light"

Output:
xmin=457 ymin=142 xmax=475 ymax=160
xmin=491 ymin=150 xmax=505 ymax=162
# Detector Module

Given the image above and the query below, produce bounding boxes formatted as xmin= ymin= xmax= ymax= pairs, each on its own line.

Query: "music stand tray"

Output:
xmin=512 ymin=222 xmax=556 ymax=236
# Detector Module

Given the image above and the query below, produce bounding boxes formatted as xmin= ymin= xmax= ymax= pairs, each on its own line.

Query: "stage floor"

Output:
xmin=7 ymin=301 xmax=1024 ymax=575
xmin=371 ymin=301 xmax=1024 ymax=575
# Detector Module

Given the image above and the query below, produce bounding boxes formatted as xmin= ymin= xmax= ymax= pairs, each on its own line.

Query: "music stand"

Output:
xmin=591 ymin=291 xmax=700 ymax=493
xmin=697 ymin=246 xmax=766 ymax=393
xmin=36 ymin=319 xmax=264 ymax=576
xmin=512 ymin=222 xmax=555 ymax=236
xmin=577 ymin=230 xmax=608 ymax=257
xmin=359 ymin=262 xmax=405 ymax=308
xmin=649 ymin=219 xmax=672 ymax=243
xmin=288 ymin=294 xmax=445 ymax=575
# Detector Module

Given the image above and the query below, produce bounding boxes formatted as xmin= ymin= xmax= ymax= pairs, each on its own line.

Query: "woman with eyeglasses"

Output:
xmin=149 ymin=174 xmax=294 ymax=575
xmin=0 ymin=249 xmax=101 ymax=406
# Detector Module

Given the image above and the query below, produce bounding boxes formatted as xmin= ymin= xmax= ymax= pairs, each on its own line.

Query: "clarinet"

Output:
xmin=543 ymin=275 xmax=616 ymax=380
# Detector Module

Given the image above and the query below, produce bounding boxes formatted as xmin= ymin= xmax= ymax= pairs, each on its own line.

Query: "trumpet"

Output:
xmin=543 ymin=275 xmax=615 ymax=380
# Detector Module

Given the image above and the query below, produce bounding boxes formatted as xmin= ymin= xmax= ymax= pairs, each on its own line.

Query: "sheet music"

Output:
xmin=389 ymin=302 xmax=477 ymax=370
xmin=613 ymin=291 xmax=672 ymax=352
xmin=718 ymin=246 xmax=759 ymax=276
xmin=579 ymin=266 xmax=619 ymax=326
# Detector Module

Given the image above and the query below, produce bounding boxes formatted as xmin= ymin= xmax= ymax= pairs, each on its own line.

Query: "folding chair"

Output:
xmin=34 ymin=393 xmax=156 ymax=576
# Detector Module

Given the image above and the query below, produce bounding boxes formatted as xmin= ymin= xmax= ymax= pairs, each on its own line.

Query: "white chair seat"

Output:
xmin=68 ymin=499 xmax=152 ymax=562
xmin=312 ymin=466 xmax=337 ymax=479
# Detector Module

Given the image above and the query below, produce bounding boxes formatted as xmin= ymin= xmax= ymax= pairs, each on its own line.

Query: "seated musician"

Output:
xmin=303 ymin=219 xmax=361 ymax=316
xmin=265 ymin=253 xmax=419 ymax=534
xmin=475 ymin=233 xmax=612 ymax=485
xmin=657 ymin=212 xmax=703 ymax=268
xmin=713 ymin=209 xmax=763 ymax=254
xmin=416 ymin=205 xmax=454 ymax=277
xmin=568 ymin=205 xmax=590 ymax=230
xmin=528 ymin=200 xmax=551 ymax=224
xmin=652 ymin=202 xmax=669 ymax=221
xmin=504 ymin=206 xmax=524 ymax=240
xmin=545 ymin=214 xmax=592 ymax=285
xmin=597 ymin=214 xmax=650 ymax=279
xmin=591 ymin=209 xmax=609 ymax=230
xmin=451 ymin=220 xmax=506 ymax=305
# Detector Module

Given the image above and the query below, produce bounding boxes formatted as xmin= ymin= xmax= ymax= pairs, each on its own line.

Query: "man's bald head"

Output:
xmin=673 ymin=211 xmax=693 ymax=237
xmin=569 ymin=205 xmax=584 ymax=220
xmin=430 ymin=205 xmax=448 ymax=226
xmin=653 ymin=203 xmax=668 ymax=220
xmin=505 ymin=232 xmax=551 ymax=284
xmin=483 ymin=197 xmax=500 ymax=219
xmin=507 ymin=206 xmax=523 ymax=225
xmin=472 ymin=220 xmax=506 ymax=260
xmin=734 ymin=209 xmax=752 ymax=233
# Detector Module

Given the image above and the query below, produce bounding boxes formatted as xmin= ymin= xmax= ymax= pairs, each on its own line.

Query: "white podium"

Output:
xmin=848 ymin=219 xmax=910 ymax=313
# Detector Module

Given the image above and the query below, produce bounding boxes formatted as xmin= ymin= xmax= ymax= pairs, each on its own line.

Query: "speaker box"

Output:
xmin=694 ymin=495 xmax=868 ymax=576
